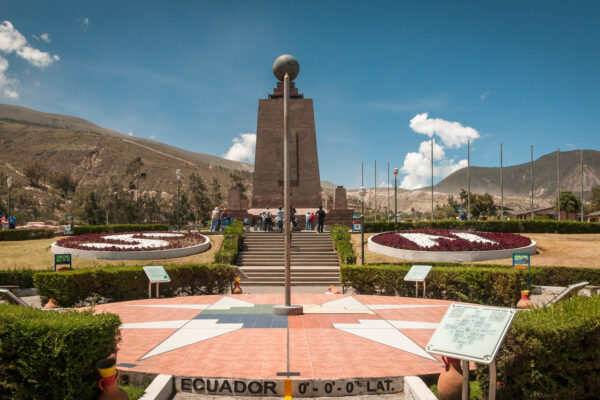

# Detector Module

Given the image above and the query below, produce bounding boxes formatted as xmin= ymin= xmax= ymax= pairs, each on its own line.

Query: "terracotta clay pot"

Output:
xmin=44 ymin=298 xmax=59 ymax=309
xmin=97 ymin=358 xmax=129 ymax=400
xmin=438 ymin=356 xmax=463 ymax=400
xmin=232 ymin=278 xmax=242 ymax=294
xmin=517 ymin=290 xmax=533 ymax=309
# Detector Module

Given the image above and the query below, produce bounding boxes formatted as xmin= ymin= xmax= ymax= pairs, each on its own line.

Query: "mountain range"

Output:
xmin=1 ymin=104 xmax=598 ymax=217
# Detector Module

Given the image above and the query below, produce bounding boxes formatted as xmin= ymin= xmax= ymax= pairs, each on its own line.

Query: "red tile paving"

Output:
xmin=97 ymin=294 xmax=453 ymax=380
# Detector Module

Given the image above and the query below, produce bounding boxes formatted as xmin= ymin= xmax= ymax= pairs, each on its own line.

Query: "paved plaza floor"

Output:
xmin=94 ymin=294 xmax=451 ymax=380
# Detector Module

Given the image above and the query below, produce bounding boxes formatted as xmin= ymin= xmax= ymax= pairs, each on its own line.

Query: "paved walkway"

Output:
xmin=94 ymin=294 xmax=451 ymax=380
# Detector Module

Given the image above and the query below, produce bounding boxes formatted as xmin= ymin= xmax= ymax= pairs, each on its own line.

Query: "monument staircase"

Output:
xmin=237 ymin=232 xmax=341 ymax=286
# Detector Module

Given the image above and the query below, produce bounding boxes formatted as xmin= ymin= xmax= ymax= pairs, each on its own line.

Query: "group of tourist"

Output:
xmin=0 ymin=214 xmax=16 ymax=230
xmin=209 ymin=206 xmax=229 ymax=232
xmin=256 ymin=206 xmax=325 ymax=233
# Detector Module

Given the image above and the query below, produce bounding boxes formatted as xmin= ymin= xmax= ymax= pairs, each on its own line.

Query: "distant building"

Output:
xmin=506 ymin=206 xmax=579 ymax=221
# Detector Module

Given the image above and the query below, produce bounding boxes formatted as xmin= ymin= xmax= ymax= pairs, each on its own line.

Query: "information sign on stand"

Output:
xmin=404 ymin=265 xmax=432 ymax=298
xmin=143 ymin=266 xmax=171 ymax=298
xmin=54 ymin=254 xmax=72 ymax=271
xmin=426 ymin=304 xmax=516 ymax=400
xmin=512 ymin=253 xmax=530 ymax=269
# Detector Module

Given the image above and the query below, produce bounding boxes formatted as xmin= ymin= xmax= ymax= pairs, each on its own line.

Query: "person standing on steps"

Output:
xmin=305 ymin=211 xmax=310 ymax=231
xmin=316 ymin=206 xmax=326 ymax=233
xmin=276 ymin=206 xmax=284 ymax=233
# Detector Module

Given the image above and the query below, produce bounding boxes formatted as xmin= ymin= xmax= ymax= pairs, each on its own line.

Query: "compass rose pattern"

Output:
xmin=93 ymin=294 xmax=452 ymax=379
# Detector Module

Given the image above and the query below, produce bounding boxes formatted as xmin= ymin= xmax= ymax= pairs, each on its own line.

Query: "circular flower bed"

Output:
xmin=368 ymin=229 xmax=536 ymax=262
xmin=51 ymin=231 xmax=210 ymax=260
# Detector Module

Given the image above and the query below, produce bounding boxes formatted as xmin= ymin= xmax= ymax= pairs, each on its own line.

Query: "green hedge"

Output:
xmin=0 ymin=228 xmax=54 ymax=241
xmin=330 ymin=225 xmax=357 ymax=264
xmin=33 ymin=263 xmax=237 ymax=307
xmin=364 ymin=219 xmax=600 ymax=234
xmin=214 ymin=221 xmax=244 ymax=265
xmin=340 ymin=263 xmax=600 ymax=307
xmin=72 ymin=224 xmax=168 ymax=235
xmin=0 ymin=268 xmax=37 ymax=288
xmin=476 ymin=295 xmax=600 ymax=399
xmin=0 ymin=304 xmax=120 ymax=400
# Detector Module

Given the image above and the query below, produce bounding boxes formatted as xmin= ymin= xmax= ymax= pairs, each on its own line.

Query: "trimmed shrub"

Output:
xmin=33 ymin=263 xmax=237 ymax=307
xmin=364 ymin=219 xmax=600 ymax=234
xmin=330 ymin=224 xmax=357 ymax=264
xmin=72 ymin=224 xmax=168 ymax=235
xmin=214 ymin=221 xmax=244 ymax=265
xmin=0 ymin=228 xmax=54 ymax=241
xmin=0 ymin=304 xmax=120 ymax=400
xmin=476 ymin=295 xmax=600 ymax=399
xmin=0 ymin=268 xmax=37 ymax=288
xmin=340 ymin=263 xmax=600 ymax=306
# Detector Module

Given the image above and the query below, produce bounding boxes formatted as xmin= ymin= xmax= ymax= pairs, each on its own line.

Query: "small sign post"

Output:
xmin=352 ymin=212 xmax=362 ymax=233
xmin=426 ymin=304 xmax=516 ymax=400
xmin=512 ymin=253 xmax=530 ymax=270
xmin=143 ymin=266 xmax=171 ymax=298
xmin=54 ymin=254 xmax=72 ymax=271
xmin=404 ymin=265 xmax=432 ymax=298
xmin=64 ymin=214 xmax=75 ymax=235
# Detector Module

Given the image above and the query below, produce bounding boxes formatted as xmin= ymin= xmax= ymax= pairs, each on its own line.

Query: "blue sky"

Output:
xmin=1 ymin=1 xmax=599 ymax=189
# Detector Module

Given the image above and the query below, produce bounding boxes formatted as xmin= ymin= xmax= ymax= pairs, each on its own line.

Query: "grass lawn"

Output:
xmin=351 ymin=232 xmax=600 ymax=268
xmin=0 ymin=235 xmax=223 ymax=270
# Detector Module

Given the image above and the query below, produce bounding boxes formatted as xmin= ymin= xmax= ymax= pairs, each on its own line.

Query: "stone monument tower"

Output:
xmin=251 ymin=55 xmax=322 ymax=208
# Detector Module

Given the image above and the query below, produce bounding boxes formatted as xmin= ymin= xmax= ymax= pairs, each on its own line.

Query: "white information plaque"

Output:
xmin=426 ymin=303 xmax=516 ymax=364
xmin=404 ymin=265 xmax=432 ymax=282
xmin=143 ymin=266 xmax=171 ymax=283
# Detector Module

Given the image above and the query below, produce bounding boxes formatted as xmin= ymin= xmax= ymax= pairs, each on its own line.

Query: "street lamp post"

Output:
xmin=176 ymin=169 xmax=182 ymax=231
xmin=359 ymin=186 xmax=366 ymax=265
xmin=7 ymin=177 xmax=12 ymax=222
xmin=393 ymin=168 xmax=398 ymax=223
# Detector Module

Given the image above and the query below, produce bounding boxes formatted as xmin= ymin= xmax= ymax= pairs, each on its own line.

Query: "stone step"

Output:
xmin=238 ymin=251 xmax=338 ymax=256
xmin=239 ymin=281 xmax=341 ymax=286
xmin=241 ymin=276 xmax=338 ymax=282
xmin=238 ymin=262 xmax=340 ymax=267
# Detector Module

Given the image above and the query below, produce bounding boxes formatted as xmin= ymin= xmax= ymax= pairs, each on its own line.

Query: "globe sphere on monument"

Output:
xmin=272 ymin=54 xmax=300 ymax=81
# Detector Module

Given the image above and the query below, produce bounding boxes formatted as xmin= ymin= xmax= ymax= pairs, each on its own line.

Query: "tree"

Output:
xmin=590 ymin=186 xmax=600 ymax=212
xmin=25 ymin=162 xmax=44 ymax=188
xmin=83 ymin=191 xmax=103 ymax=225
xmin=210 ymin=178 xmax=223 ymax=207
xmin=125 ymin=157 xmax=146 ymax=198
xmin=556 ymin=191 xmax=581 ymax=214
xmin=436 ymin=204 xmax=458 ymax=219
xmin=189 ymin=173 xmax=210 ymax=225
xmin=52 ymin=172 xmax=78 ymax=197
xmin=471 ymin=192 xmax=497 ymax=218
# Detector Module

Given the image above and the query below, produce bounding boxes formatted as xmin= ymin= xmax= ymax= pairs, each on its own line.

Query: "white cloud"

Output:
xmin=40 ymin=33 xmax=51 ymax=43
xmin=0 ymin=20 xmax=59 ymax=98
xmin=223 ymin=133 xmax=256 ymax=163
xmin=78 ymin=18 xmax=90 ymax=32
xmin=480 ymin=90 xmax=490 ymax=100
xmin=128 ymin=130 xmax=133 ymax=136
xmin=400 ymin=113 xmax=480 ymax=190
xmin=409 ymin=113 xmax=479 ymax=148
xmin=16 ymin=45 xmax=55 ymax=68
xmin=0 ymin=55 xmax=18 ymax=99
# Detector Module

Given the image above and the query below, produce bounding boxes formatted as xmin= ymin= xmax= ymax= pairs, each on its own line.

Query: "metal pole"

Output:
xmin=461 ymin=360 xmax=470 ymax=400
xmin=362 ymin=162 xmax=364 ymax=186
xmin=431 ymin=138 xmax=434 ymax=221
xmin=581 ymin=150 xmax=584 ymax=222
xmin=557 ymin=148 xmax=560 ymax=221
xmin=394 ymin=173 xmax=398 ymax=223
xmin=467 ymin=139 xmax=471 ymax=220
xmin=531 ymin=145 xmax=534 ymax=219
xmin=489 ymin=359 xmax=497 ymax=400
xmin=283 ymin=73 xmax=291 ymax=307
xmin=500 ymin=143 xmax=503 ymax=220
xmin=387 ymin=162 xmax=390 ymax=222
xmin=360 ymin=213 xmax=364 ymax=265
xmin=7 ymin=186 xmax=10 ymax=223
xmin=177 ymin=179 xmax=180 ymax=230
xmin=374 ymin=160 xmax=377 ymax=222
